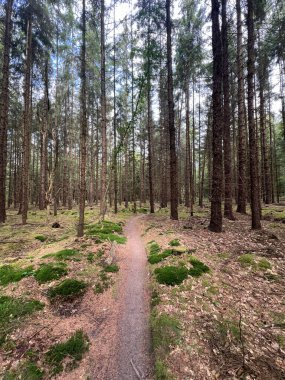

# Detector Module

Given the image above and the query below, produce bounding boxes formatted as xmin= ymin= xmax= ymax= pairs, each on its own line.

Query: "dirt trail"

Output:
xmin=114 ymin=216 xmax=152 ymax=380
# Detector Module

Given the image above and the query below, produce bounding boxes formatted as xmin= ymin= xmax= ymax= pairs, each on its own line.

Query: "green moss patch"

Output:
xmin=169 ymin=239 xmax=180 ymax=246
xmin=35 ymin=235 xmax=47 ymax=242
xmin=0 ymin=296 xmax=44 ymax=345
xmin=47 ymin=279 xmax=87 ymax=301
xmin=45 ymin=330 xmax=89 ymax=375
xmin=34 ymin=263 xmax=68 ymax=284
xmin=148 ymin=242 xmax=161 ymax=255
xmin=151 ymin=312 xmax=181 ymax=356
xmin=0 ymin=265 xmax=34 ymax=286
xmin=154 ymin=266 xmax=188 ymax=286
xmin=43 ymin=249 xmax=80 ymax=261
xmin=3 ymin=361 xmax=44 ymax=380
xmin=87 ymin=252 xmax=95 ymax=263
xmin=86 ymin=221 xmax=126 ymax=244
xmin=148 ymin=250 xmax=172 ymax=264
xmin=188 ymin=258 xmax=210 ymax=277
xmin=103 ymin=264 xmax=119 ymax=273
xmin=238 ymin=253 xmax=256 ymax=267
xmin=258 ymin=258 xmax=272 ymax=270
xmin=94 ymin=271 xmax=113 ymax=294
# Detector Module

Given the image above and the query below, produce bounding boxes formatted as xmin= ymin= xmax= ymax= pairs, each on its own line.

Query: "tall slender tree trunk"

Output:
xmin=209 ymin=0 xmax=223 ymax=232
xmin=113 ymin=1 xmax=118 ymax=213
xmin=184 ymin=84 xmax=190 ymax=208
xmin=236 ymin=0 xmax=247 ymax=214
xmin=78 ymin=0 xmax=87 ymax=237
xmin=100 ymin=0 xmax=107 ymax=217
xmin=166 ymin=0 xmax=178 ymax=220
xmin=0 ymin=0 xmax=14 ymax=223
xmin=222 ymin=0 xmax=234 ymax=220
xmin=247 ymin=0 xmax=261 ymax=229
xmin=22 ymin=17 xmax=33 ymax=225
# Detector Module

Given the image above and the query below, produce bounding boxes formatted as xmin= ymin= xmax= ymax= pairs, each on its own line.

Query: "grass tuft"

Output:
xmin=3 ymin=361 xmax=44 ymax=380
xmin=148 ymin=242 xmax=161 ymax=256
xmin=0 ymin=265 xmax=34 ymax=286
xmin=43 ymin=249 xmax=80 ymax=261
xmin=258 ymin=258 xmax=272 ymax=270
xmin=45 ymin=330 xmax=89 ymax=375
xmin=238 ymin=253 xmax=256 ymax=267
xmin=151 ymin=312 xmax=181 ymax=356
xmin=47 ymin=279 xmax=87 ymax=301
xmin=154 ymin=266 xmax=188 ymax=286
xmin=34 ymin=263 xmax=68 ymax=284
xmin=169 ymin=239 xmax=180 ymax=247
xmin=0 ymin=296 xmax=44 ymax=345
xmin=188 ymin=258 xmax=210 ymax=277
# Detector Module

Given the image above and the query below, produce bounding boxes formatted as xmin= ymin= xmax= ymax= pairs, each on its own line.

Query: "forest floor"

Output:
xmin=0 ymin=203 xmax=284 ymax=380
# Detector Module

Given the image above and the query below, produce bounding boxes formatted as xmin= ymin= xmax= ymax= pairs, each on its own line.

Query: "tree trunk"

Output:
xmin=209 ymin=0 xmax=223 ymax=232
xmin=166 ymin=0 xmax=178 ymax=220
xmin=222 ymin=0 xmax=235 ymax=220
xmin=236 ymin=0 xmax=247 ymax=214
xmin=22 ymin=17 xmax=33 ymax=225
xmin=78 ymin=0 xmax=87 ymax=237
xmin=100 ymin=0 xmax=107 ymax=217
xmin=0 ymin=0 xmax=14 ymax=223
xmin=247 ymin=0 xmax=261 ymax=229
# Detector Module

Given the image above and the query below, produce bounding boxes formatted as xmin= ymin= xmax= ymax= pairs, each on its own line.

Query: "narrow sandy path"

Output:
xmin=114 ymin=216 xmax=152 ymax=379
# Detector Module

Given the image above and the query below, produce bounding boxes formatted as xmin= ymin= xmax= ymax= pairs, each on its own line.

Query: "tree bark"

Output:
xmin=78 ymin=0 xmax=87 ymax=237
xmin=209 ymin=0 xmax=223 ymax=232
xmin=247 ymin=0 xmax=261 ymax=229
xmin=222 ymin=0 xmax=235 ymax=220
xmin=0 ymin=0 xmax=14 ymax=223
xmin=22 ymin=16 xmax=33 ymax=225
xmin=166 ymin=0 xmax=178 ymax=220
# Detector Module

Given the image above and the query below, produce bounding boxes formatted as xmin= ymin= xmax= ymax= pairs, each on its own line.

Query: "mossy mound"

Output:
xmin=45 ymin=330 xmax=89 ymax=375
xmin=0 ymin=296 xmax=44 ymax=345
xmin=0 ymin=265 xmax=34 ymax=286
xmin=154 ymin=266 xmax=188 ymax=286
xmin=189 ymin=258 xmax=210 ymax=277
xmin=34 ymin=263 xmax=68 ymax=284
xmin=47 ymin=279 xmax=87 ymax=301
xmin=86 ymin=221 xmax=126 ymax=244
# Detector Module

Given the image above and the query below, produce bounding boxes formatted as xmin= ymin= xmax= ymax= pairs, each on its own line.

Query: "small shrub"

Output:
xmin=188 ymin=258 xmax=210 ymax=277
xmin=103 ymin=264 xmax=119 ymax=273
xmin=3 ymin=361 xmax=44 ymax=380
xmin=34 ymin=263 xmax=67 ymax=284
xmin=0 ymin=265 xmax=34 ymax=286
xmin=0 ymin=296 xmax=44 ymax=345
xmin=45 ymin=330 xmax=89 ymax=374
xmin=35 ymin=235 xmax=47 ymax=242
xmin=238 ymin=253 xmax=256 ymax=267
xmin=47 ymin=279 xmax=87 ymax=301
xmin=137 ymin=208 xmax=148 ymax=214
xmin=154 ymin=266 xmax=188 ymax=286
xmin=258 ymin=258 xmax=272 ymax=270
xmin=169 ymin=239 xmax=180 ymax=247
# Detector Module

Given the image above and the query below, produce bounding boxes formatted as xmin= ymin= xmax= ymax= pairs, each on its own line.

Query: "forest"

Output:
xmin=0 ymin=0 xmax=285 ymax=379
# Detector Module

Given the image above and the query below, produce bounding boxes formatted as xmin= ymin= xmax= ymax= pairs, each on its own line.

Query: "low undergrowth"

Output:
xmin=0 ymin=265 xmax=34 ymax=286
xmin=169 ymin=239 xmax=180 ymax=247
xmin=3 ymin=360 xmax=44 ymax=380
xmin=238 ymin=254 xmax=272 ymax=271
xmin=86 ymin=221 xmax=126 ymax=244
xmin=43 ymin=249 xmax=80 ymax=261
xmin=94 ymin=271 xmax=113 ymax=294
xmin=45 ymin=330 xmax=89 ymax=375
xmin=34 ymin=263 xmax=68 ymax=283
xmin=47 ymin=279 xmax=87 ymax=301
xmin=35 ymin=235 xmax=47 ymax=242
xmin=103 ymin=263 xmax=119 ymax=273
xmin=0 ymin=296 xmax=44 ymax=346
